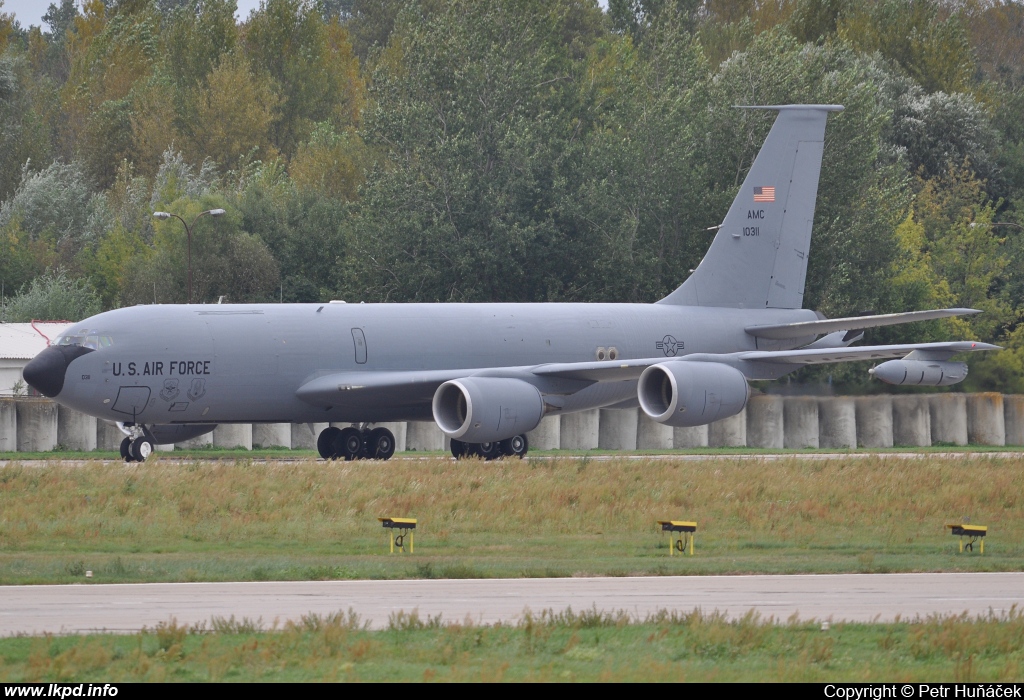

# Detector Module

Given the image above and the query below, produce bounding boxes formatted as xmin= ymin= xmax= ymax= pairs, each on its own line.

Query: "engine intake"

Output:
xmin=638 ymin=362 xmax=750 ymax=427
xmin=432 ymin=377 xmax=544 ymax=443
xmin=869 ymin=359 xmax=968 ymax=386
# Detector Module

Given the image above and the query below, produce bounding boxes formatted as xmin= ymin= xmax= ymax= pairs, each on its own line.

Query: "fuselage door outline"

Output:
xmin=352 ymin=328 xmax=367 ymax=365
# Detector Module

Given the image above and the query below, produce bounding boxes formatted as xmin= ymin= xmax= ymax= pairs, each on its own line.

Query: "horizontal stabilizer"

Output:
xmin=744 ymin=308 xmax=980 ymax=340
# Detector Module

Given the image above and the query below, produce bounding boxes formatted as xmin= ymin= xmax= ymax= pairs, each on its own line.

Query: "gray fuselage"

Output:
xmin=47 ymin=302 xmax=817 ymax=425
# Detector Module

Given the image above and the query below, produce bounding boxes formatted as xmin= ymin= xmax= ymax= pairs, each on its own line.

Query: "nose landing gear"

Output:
xmin=317 ymin=425 xmax=397 ymax=461
xmin=117 ymin=423 xmax=155 ymax=463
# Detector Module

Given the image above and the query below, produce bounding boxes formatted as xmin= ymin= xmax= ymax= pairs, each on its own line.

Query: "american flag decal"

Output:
xmin=753 ymin=186 xmax=775 ymax=202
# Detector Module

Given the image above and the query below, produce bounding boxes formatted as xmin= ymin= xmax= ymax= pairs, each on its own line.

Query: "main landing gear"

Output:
xmin=118 ymin=423 xmax=154 ymax=463
xmin=450 ymin=434 xmax=528 ymax=460
xmin=317 ymin=425 xmax=397 ymax=461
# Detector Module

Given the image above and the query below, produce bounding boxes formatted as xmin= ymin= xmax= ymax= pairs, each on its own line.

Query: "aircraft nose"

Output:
xmin=22 ymin=345 xmax=94 ymax=398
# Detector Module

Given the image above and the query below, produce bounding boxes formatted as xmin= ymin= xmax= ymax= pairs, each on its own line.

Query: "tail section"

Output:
xmin=659 ymin=104 xmax=842 ymax=309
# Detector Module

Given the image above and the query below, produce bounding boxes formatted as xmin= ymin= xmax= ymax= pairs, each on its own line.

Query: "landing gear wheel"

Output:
xmin=367 ymin=427 xmax=396 ymax=460
xmin=474 ymin=441 xmax=501 ymax=461
xmin=450 ymin=438 xmax=470 ymax=459
xmin=499 ymin=434 xmax=528 ymax=459
xmin=317 ymin=427 xmax=342 ymax=460
xmin=337 ymin=427 xmax=363 ymax=461
xmin=120 ymin=437 xmax=133 ymax=462
xmin=129 ymin=439 xmax=153 ymax=462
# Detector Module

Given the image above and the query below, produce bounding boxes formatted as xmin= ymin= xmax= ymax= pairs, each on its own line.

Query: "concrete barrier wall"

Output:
xmin=674 ymin=424 xmax=708 ymax=448
xmin=818 ymin=397 xmax=856 ymax=449
xmin=855 ymin=396 xmax=892 ymax=448
xmin=2 ymin=395 xmax=1023 ymax=455
xmin=96 ymin=420 xmax=124 ymax=451
xmin=561 ymin=410 xmax=599 ymax=450
xmin=784 ymin=397 xmax=818 ymax=449
xmin=930 ymin=394 xmax=968 ymax=446
xmin=291 ymin=423 xmax=327 ymax=451
xmin=57 ymin=404 xmax=96 ymax=452
xmin=0 ymin=399 xmax=15 ymax=453
xmin=746 ymin=396 xmax=783 ymax=449
xmin=527 ymin=415 xmax=561 ymax=451
xmin=176 ymin=430 xmax=213 ymax=450
xmin=252 ymin=423 xmax=292 ymax=449
xmin=213 ymin=424 xmax=253 ymax=450
xmin=709 ymin=409 xmax=746 ymax=448
xmin=15 ymin=399 xmax=57 ymax=452
xmin=892 ymin=396 xmax=931 ymax=447
xmin=637 ymin=413 xmax=673 ymax=450
xmin=1004 ymin=395 xmax=1024 ymax=446
xmin=967 ymin=393 xmax=1005 ymax=446
xmin=599 ymin=408 xmax=638 ymax=451
xmin=406 ymin=421 xmax=445 ymax=451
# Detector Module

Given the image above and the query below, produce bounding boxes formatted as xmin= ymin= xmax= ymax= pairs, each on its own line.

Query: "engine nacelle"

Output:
xmin=869 ymin=359 xmax=968 ymax=386
xmin=637 ymin=362 xmax=750 ymax=427
xmin=432 ymin=377 xmax=544 ymax=443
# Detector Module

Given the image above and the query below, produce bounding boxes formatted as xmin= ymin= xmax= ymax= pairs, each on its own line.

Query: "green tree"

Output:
xmin=125 ymin=195 xmax=280 ymax=304
xmin=289 ymin=122 xmax=370 ymax=200
xmin=350 ymin=0 xmax=602 ymax=302
xmin=4 ymin=268 xmax=101 ymax=322
xmin=244 ymin=0 xmax=363 ymax=157
xmin=837 ymin=0 xmax=976 ymax=95
xmin=62 ymin=0 xmax=162 ymax=187
xmin=0 ymin=55 xmax=52 ymax=201
xmin=162 ymin=0 xmax=236 ymax=96
xmin=186 ymin=51 xmax=281 ymax=168
xmin=234 ymin=159 xmax=351 ymax=302
xmin=556 ymin=20 xmax=717 ymax=302
xmin=0 ymin=161 xmax=109 ymax=274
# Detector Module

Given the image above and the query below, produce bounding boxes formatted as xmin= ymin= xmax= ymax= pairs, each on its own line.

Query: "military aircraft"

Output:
xmin=22 ymin=104 xmax=997 ymax=462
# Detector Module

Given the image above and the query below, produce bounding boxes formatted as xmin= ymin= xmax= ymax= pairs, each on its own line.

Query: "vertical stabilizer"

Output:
xmin=659 ymin=105 xmax=842 ymax=308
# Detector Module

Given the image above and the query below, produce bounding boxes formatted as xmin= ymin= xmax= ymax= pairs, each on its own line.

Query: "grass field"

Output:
xmin=2 ymin=608 xmax=1022 ymax=681
xmin=0 ymin=453 xmax=1021 ymax=584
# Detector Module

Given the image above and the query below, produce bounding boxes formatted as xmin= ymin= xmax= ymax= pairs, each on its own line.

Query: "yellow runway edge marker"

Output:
xmin=946 ymin=523 xmax=987 ymax=554
xmin=658 ymin=520 xmax=697 ymax=556
xmin=379 ymin=517 xmax=417 ymax=554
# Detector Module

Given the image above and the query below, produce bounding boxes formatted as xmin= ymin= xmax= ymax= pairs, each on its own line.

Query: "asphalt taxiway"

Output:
xmin=2 ymin=572 xmax=1022 ymax=635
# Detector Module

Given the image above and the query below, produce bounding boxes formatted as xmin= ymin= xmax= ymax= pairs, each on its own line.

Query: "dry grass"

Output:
xmin=2 ymin=607 xmax=1023 ymax=681
xmin=0 ymin=454 xmax=1022 ymax=582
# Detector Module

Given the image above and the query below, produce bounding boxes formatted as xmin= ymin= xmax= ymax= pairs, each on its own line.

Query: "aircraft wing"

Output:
xmin=744 ymin=308 xmax=979 ymax=340
xmin=694 ymin=340 xmax=999 ymax=365
xmin=295 ymin=366 xmax=596 ymax=407
xmin=532 ymin=341 xmax=999 ymax=383
xmin=295 ymin=369 xmax=471 ymax=408
xmin=298 ymin=341 xmax=999 ymax=406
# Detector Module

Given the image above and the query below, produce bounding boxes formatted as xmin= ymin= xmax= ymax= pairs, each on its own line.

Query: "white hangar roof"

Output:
xmin=0 ymin=322 xmax=74 ymax=360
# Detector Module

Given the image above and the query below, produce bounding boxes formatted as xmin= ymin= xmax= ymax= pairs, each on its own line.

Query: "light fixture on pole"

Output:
xmin=152 ymin=209 xmax=226 ymax=304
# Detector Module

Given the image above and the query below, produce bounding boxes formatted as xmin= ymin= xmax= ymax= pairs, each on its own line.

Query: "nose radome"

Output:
xmin=22 ymin=345 xmax=94 ymax=398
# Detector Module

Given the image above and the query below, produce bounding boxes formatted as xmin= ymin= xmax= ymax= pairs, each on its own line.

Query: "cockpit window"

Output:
xmin=56 ymin=330 xmax=114 ymax=350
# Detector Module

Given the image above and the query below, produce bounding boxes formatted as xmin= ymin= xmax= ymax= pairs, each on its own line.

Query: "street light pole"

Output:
xmin=152 ymin=209 xmax=225 ymax=304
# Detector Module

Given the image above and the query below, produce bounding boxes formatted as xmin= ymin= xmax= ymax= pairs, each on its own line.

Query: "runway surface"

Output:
xmin=2 ymin=572 xmax=1022 ymax=635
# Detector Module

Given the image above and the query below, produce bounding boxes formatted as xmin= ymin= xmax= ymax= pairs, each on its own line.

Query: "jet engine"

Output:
xmin=869 ymin=359 xmax=968 ymax=386
xmin=637 ymin=362 xmax=750 ymax=427
xmin=432 ymin=377 xmax=545 ymax=443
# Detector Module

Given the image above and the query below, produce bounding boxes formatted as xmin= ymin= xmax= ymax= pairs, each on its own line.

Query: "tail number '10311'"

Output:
xmin=743 ymin=226 xmax=760 ymax=236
